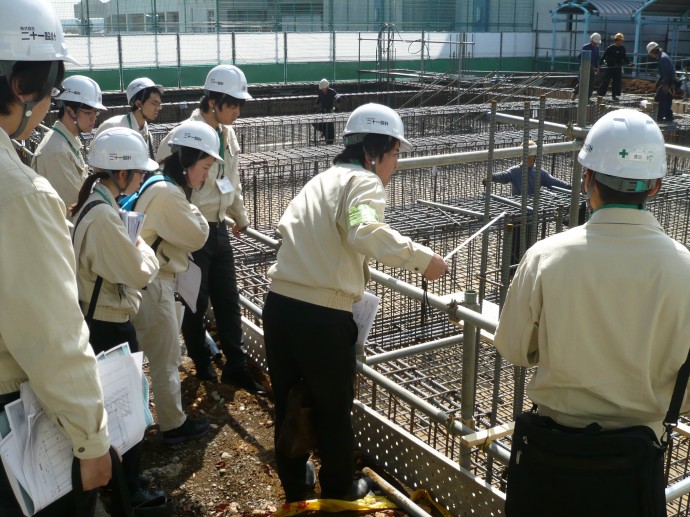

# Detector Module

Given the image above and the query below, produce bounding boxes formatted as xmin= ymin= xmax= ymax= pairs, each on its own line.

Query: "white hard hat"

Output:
xmin=646 ymin=41 xmax=660 ymax=53
xmin=319 ymin=78 xmax=329 ymax=89
xmin=203 ymin=65 xmax=252 ymax=100
xmin=578 ymin=109 xmax=666 ymax=182
xmin=57 ymin=75 xmax=106 ymax=110
xmin=343 ymin=103 xmax=412 ymax=152
xmin=89 ymin=127 xmax=159 ymax=171
xmin=590 ymin=33 xmax=601 ymax=44
xmin=0 ymin=0 xmax=78 ymax=75
xmin=168 ymin=121 xmax=223 ymax=163
xmin=126 ymin=77 xmax=164 ymax=105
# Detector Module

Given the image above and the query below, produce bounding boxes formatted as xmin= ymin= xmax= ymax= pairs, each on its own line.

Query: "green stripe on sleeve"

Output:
xmin=348 ymin=204 xmax=379 ymax=227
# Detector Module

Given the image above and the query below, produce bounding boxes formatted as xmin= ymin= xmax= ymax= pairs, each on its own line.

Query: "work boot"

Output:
xmin=221 ymin=366 xmax=267 ymax=395
xmin=130 ymin=488 xmax=167 ymax=507
xmin=162 ymin=417 xmax=210 ymax=445
xmin=284 ymin=460 xmax=317 ymax=503
xmin=194 ymin=360 xmax=217 ymax=382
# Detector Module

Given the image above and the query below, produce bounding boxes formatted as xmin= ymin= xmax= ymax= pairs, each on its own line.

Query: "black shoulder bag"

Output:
xmin=506 ymin=348 xmax=690 ymax=517
xmin=72 ymin=200 xmax=108 ymax=322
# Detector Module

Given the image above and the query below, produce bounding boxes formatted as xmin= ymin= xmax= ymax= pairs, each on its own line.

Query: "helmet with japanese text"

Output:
xmin=343 ymin=103 xmax=412 ymax=153
xmin=0 ymin=0 xmax=77 ymax=73
xmin=89 ymin=127 xmax=159 ymax=171
xmin=126 ymin=77 xmax=164 ymax=106
xmin=56 ymin=75 xmax=107 ymax=110
xmin=168 ymin=121 xmax=223 ymax=163
xmin=203 ymin=65 xmax=252 ymax=100
xmin=578 ymin=109 xmax=666 ymax=191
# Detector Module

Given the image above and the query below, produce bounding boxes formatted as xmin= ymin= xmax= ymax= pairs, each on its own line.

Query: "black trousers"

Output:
xmin=320 ymin=122 xmax=335 ymax=145
xmin=597 ymin=67 xmax=623 ymax=97
xmin=88 ymin=319 xmax=143 ymax=495
xmin=654 ymin=85 xmax=674 ymax=121
xmin=0 ymin=392 xmax=98 ymax=516
xmin=181 ymin=223 xmax=245 ymax=373
xmin=263 ymin=292 xmax=358 ymax=501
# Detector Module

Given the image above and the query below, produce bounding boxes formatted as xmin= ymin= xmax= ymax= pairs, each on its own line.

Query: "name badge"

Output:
xmin=216 ymin=177 xmax=235 ymax=195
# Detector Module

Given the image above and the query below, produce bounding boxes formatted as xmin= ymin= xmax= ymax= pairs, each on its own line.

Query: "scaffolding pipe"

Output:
xmin=490 ymin=112 xmax=589 ymax=139
xmin=666 ymin=474 xmax=690 ymax=502
xmin=358 ymin=362 xmax=510 ymax=465
xmin=368 ymin=269 xmax=497 ymax=333
xmin=365 ymin=334 xmax=464 ymax=366
xmin=397 ymin=141 xmax=581 ymax=171
xmin=460 ymin=291 xmax=480 ymax=469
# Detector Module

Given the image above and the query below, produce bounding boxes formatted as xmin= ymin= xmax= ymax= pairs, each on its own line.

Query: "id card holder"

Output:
xmin=216 ymin=177 xmax=235 ymax=195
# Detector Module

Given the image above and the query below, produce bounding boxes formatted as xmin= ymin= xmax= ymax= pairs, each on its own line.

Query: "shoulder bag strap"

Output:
xmin=72 ymin=199 xmax=108 ymax=322
xmin=664 ymin=347 xmax=690 ymax=429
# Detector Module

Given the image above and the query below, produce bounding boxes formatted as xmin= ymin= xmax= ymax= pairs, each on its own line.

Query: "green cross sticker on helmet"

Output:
xmin=577 ymin=109 xmax=666 ymax=180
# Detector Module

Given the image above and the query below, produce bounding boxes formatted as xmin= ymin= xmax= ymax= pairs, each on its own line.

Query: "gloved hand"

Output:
xmin=482 ymin=177 xmax=490 ymax=186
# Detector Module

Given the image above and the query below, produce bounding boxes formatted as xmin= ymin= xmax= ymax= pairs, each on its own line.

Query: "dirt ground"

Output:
xmin=137 ymin=356 xmax=411 ymax=517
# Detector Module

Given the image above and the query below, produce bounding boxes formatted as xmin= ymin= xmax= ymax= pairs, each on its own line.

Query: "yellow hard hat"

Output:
xmin=614 ymin=32 xmax=624 ymax=41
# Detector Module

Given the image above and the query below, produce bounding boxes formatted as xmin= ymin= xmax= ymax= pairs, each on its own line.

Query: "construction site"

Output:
xmin=14 ymin=0 xmax=690 ymax=514
xmin=21 ymin=72 xmax=690 ymax=515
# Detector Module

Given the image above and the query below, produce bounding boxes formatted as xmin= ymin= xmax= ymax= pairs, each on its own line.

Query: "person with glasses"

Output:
xmin=70 ymin=127 xmax=164 ymax=511
xmin=96 ymin=77 xmax=164 ymax=160
xmin=32 ymin=75 xmax=106 ymax=211
xmin=0 ymin=0 xmax=113 ymax=515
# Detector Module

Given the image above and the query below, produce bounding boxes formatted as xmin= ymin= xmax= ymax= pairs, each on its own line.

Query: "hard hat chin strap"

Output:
xmin=9 ymin=60 xmax=59 ymax=140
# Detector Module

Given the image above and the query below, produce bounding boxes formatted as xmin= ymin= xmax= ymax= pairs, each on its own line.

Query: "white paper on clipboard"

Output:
xmin=352 ymin=290 xmax=380 ymax=347
xmin=174 ymin=259 xmax=202 ymax=312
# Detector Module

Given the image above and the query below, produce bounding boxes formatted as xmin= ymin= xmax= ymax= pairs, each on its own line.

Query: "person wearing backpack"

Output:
xmin=128 ymin=121 xmax=222 ymax=445
xmin=70 ymin=127 xmax=164 ymax=510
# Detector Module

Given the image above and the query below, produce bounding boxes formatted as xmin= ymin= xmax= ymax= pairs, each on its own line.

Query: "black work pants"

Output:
xmin=654 ymin=85 xmax=674 ymax=121
xmin=182 ymin=223 xmax=245 ymax=373
xmin=87 ymin=319 xmax=143 ymax=495
xmin=597 ymin=67 xmax=622 ymax=97
xmin=263 ymin=292 xmax=358 ymax=501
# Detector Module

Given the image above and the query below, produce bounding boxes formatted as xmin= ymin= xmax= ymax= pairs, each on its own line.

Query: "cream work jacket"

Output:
xmin=494 ymin=207 xmax=690 ymax=438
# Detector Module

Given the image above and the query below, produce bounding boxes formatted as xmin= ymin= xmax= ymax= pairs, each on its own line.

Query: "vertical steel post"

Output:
xmin=460 ymin=290 xmax=480 ymax=470
xmin=569 ymin=51 xmax=590 ymax=227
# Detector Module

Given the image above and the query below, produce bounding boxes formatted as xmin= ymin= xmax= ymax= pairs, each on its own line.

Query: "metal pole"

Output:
xmin=460 ymin=291 xmax=480 ymax=469
xmin=176 ymin=33 xmax=181 ymax=88
xmin=365 ymin=335 xmax=463 ymax=366
xmin=215 ymin=0 xmax=220 ymax=64
xmin=489 ymin=112 xmax=589 ymax=139
xmin=519 ymin=102 xmax=530 ymax=260
xmin=531 ymin=95 xmax=546 ymax=244
xmin=569 ymin=51 xmax=590 ymax=228
xmin=117 ymin=33 xmax=124 ymax=91
xmin=284 ymin=32 xmax=288 ymax=83
xmin=479 ymin=100 xmax=497 ymax=305
xmin=358 ymin=362 xmax=510 ymax=465
xmin=397 ymin=141 xmax=582 ymax=171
